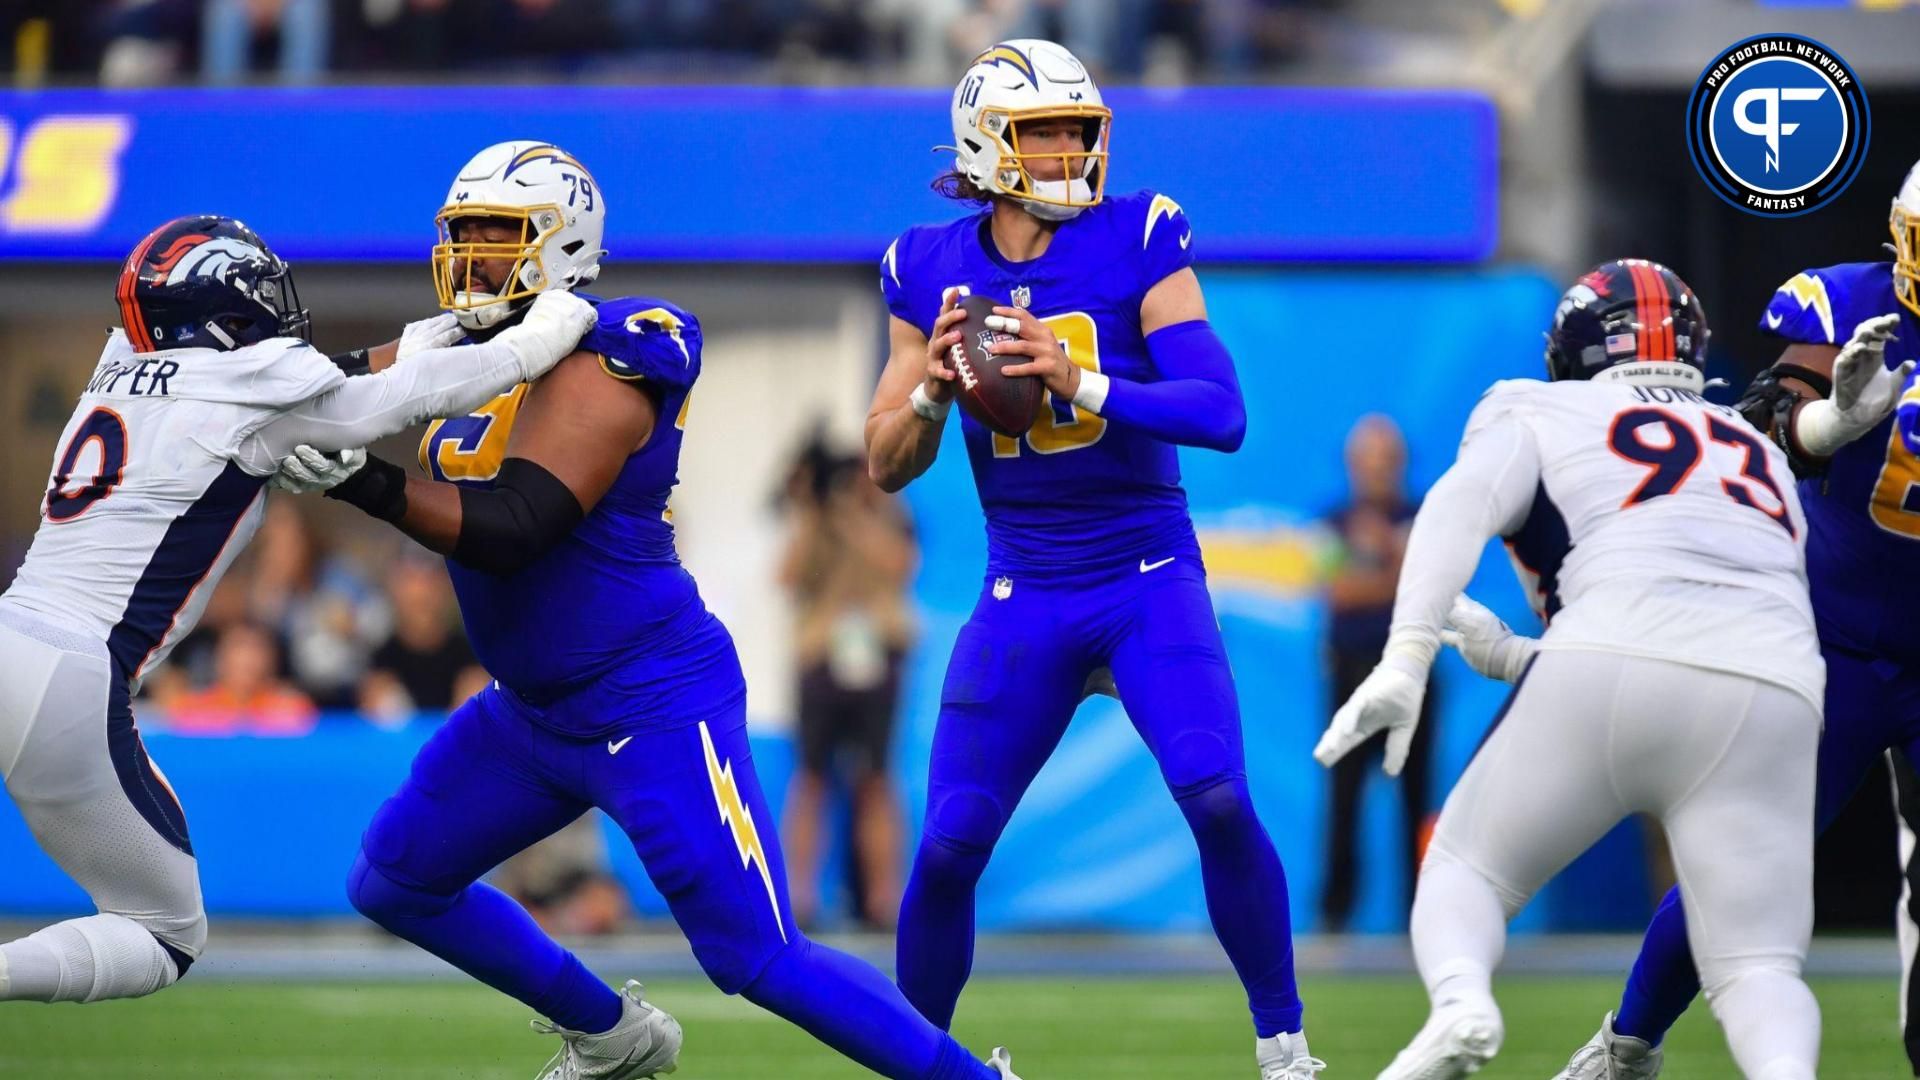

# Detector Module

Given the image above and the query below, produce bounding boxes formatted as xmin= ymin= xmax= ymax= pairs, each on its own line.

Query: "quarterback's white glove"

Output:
xmin=270 ymin=445 xmax=367 ymax=494
xmin=1795 ymin=314 xmax=1914 ymax=456
xmin=1440 ymin=594 xmax=1538 ymax=684
xmin=394 ymin=312 xmax=466 ymax=363
xmin=494 ymin=290 xmax=598 ymax=383
xmin=1313 ymin=648 xmax=1428 ymax=777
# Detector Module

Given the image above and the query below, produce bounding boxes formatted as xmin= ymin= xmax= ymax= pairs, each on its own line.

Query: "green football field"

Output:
xmin=0 ymin=974 xmax=1903 ymax=1079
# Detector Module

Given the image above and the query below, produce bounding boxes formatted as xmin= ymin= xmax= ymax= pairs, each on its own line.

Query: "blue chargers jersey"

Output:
xmin=1759 ymin=262 xmax=1920 ymax=658
xmin=417 ymin=294 xmax=741 ymax=735
xmin=882 ymin=190 xmax=1201 ymax=575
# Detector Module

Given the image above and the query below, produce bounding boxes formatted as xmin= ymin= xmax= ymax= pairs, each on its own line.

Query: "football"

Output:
xmin=945 ymin=293 xmax=1043 ymax=438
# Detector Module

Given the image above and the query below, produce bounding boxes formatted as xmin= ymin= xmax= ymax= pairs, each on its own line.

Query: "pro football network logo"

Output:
xmin=1687 ymin=33 xmax=1868 ymax=218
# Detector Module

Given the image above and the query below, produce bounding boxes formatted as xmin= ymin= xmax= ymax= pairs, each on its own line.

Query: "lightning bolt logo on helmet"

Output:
xmin=432 ymin=140 xmax=609 ymax=331
xmin=946 ymin=39 xmax=1111 ymax=222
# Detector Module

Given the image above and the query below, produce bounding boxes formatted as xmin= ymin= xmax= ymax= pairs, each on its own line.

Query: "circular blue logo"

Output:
xmin=1687 ymin=34 xmax=1868 ymax=217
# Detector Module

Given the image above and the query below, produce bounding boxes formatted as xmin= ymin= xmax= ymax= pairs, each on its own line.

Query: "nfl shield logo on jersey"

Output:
xmin=992 ymin=575 xmax=1013 ymax=600
xmin=1011 ymin=285 xmax=1031 ymax=309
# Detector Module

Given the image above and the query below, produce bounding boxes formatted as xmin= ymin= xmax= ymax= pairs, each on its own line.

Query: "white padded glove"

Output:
xmin=1313 ymin=647 xmax=1428 ymax=777
xmin=1440 ymin=593 xmax=1538 ymax=684
xmin=270 ymin=445 xmax=367 ymax=494
xmin=1795 ymin=314 xmax=1914 ymax=456
xmin=493 ymin=290 xmax=598 ymax=382
xmin=394 ymin=313 xmax=466 ymax=363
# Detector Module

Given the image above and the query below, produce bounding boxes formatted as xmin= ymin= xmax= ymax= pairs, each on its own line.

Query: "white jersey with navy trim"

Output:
xmin=1 ymin=332 xmax=341 ymax=686
xmin=1394 ymin=377 xmax=1822 ymax=710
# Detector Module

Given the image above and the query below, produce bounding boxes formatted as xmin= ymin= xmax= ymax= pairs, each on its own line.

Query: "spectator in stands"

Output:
xmin=201 ymin=0 xmax=328 ymax=84
xmin=97 ymin=0 xmax=199 ymax=86
xmin=163 ymin=621 xmax=319 ymax=736
xmin=1317 ymin=413 xmax=1434 ymax=932
xmin=249 ymin=500 xmax=387 ymax=710
xmin=359 ymin=553 xmax=489 ymax=726
xmin=778 ymin=433 xmax=917 ymax=930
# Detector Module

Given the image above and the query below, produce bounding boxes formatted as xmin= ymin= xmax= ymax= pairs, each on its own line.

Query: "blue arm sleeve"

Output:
xmin=1096 ymin=319 xmax=1246 ymax=453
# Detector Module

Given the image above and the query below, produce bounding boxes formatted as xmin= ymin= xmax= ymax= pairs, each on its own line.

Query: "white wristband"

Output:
xmin=909 ymin=382 xmax=951 ymax=422
xmin=1071 ymin=369 xmax=1111 ymax=414
xmin=1792 ymin=398 xmax=1848 ymax=457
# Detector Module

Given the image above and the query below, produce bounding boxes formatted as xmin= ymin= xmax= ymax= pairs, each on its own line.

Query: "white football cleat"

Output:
xmin=1376 ymin=1003 xmax=1503 ymax=1080
xmin=988 ymin=1046 xmax=1022 ymax=1079
xmin=1258 ymin=1031 xmax=1328 ymax=1078
xmin=533 ymin=980 xmax=682 ymax=1080
xmin=1551 ymin=1012 xmax=1663 ymax=1080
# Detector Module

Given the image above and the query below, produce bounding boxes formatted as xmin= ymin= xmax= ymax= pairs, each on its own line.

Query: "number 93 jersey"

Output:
xmin=1758 ymin=262 xmax=1920 ymax=659
xmin=1471 ymin=378 xmax=1821 ymax=710
xmin=882 ymin=190 xmax=1199 ymax=575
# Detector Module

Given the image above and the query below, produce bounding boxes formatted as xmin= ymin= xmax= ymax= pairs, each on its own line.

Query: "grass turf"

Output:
xmin=0 ymin=975 xmax=1901 ymax=1078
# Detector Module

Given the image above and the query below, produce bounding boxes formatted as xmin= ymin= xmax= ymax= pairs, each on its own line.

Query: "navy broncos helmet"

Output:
xmin=1545 ymin=259 xmax=1708 ymax=382
xmin=116 ymin=215 xmax=310 ymax=353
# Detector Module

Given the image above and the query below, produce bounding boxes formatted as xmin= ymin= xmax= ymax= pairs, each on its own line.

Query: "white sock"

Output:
xmin=0 ymin=914 xmax=180 ymax=1002
xmin=1704 ymin=967 xmax=1818 ymax=1080
xmin=1410 ymin=850 xmax=1510 ymax=1015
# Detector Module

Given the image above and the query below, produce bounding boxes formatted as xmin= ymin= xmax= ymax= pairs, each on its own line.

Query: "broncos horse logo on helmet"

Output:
xmin=117 ymin=215 xmax=310 ymax=353
xmin=1545 ymin=259 xmax=1710 ymax=391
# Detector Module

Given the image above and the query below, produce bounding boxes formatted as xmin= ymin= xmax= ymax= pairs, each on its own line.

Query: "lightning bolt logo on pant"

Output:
xmin=699 ymin=721 xmax=787 ymax=942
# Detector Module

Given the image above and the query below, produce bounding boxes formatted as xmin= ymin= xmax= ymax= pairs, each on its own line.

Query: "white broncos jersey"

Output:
xmin=2 ymin=324 xmax=541 ymax=689
xmin=1470 ymin=377 xmax=1822 ymax=707
xmin=2 ymin=332 xmax=344 ymax=685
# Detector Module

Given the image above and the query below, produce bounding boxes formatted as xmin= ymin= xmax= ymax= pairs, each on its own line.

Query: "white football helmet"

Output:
xmin=947 ymin=40 xmax=1110 ymax=222
xmin=433 ymin=140 xmax=608 ymax=331
xmin=1893 ymin=159 xmax=1920 ymax=321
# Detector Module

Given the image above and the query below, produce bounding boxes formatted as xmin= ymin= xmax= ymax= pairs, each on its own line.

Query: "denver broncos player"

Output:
xmin=863 ymin=41 xmax=1319 ymax=1080
xmin=286 ymin=141 xmax=1021 ymax=1080
xmin=0 ymin=215 xmax=590 ymax=1008
xmin=1504 ymin=168 xmax=1920 ymax=1080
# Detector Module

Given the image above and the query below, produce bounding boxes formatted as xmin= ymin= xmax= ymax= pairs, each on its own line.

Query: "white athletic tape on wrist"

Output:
xmin=910 ymin=382 xmax=951 ymax=422
xmin=1072 ymin=370 xmax=1110 ymax=413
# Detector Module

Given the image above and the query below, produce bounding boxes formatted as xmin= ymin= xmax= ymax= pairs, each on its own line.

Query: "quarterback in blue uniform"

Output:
xmin=863 ymin=42 xmax=1318 ymax=1080
xmin=284 ymin=141 xmax=1019 ymax=1080
xmin=1521 ymin=162 xmax=1920 ymax=1079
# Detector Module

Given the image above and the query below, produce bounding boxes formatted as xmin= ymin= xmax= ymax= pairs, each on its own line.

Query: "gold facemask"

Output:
xmin=979 ymin=105 xmax=1112 ymax=210
xmin=431 ymin=204 xmax=563 ymax=314
xmin=1893 ymin=202 xmax=1920 ymax=321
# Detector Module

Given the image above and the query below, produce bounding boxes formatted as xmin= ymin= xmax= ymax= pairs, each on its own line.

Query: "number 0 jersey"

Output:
xmin=882 ymin=190 xmax=1199 ymax=575
xmin=1758 ymin=262 xmax=1920 ymax=661
xmin=2 ymin=331 xmax=344 ymax=686
xmin=1466 ymin=378 xmax=1821 ymax=708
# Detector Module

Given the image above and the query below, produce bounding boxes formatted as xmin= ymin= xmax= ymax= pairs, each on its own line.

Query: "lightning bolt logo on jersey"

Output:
xmin=1759 ymin=262 xmax=1920 ymax=658
xmin=881 ymin=189 xmax=1198 ymax=573
xmin=416 ymin=294 xmax=738 ymax=736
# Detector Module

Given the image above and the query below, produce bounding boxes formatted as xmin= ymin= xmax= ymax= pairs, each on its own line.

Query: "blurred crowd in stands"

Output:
xmin=138 ymin=498 xmax=489 ymax=735
xmin=9 ymin=0 xmax=1347 ymax=87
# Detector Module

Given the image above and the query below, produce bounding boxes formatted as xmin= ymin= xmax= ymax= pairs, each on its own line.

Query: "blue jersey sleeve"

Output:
xmin=881 ymin=232 xmax=914 ymax=326
xmin=584 ymin=296 xmax=702 ymax=392
xmin=1135 ymin=191 xmax=1195 ymax=297
xmin=1758 ymin=262 xmax=1896 ymax=348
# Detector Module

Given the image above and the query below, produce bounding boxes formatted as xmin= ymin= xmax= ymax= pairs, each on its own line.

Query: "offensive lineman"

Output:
xmin=277 ymin=141 xmax=1022 ymax=1080
xmin=1316 ymin=260 xmax=1843 ymax=1080
xmin=864 ymin=39 xmax=1318 ymax=1080
xmin=0 ymin=214 xmax=592 ymax=1005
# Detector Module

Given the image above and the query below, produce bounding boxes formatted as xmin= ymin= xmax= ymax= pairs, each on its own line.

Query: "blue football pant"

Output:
xmin=897 ymin=558 xmax=1304 ymax=1036
xmin=350 ymin=687 xmax=993 ymax=1080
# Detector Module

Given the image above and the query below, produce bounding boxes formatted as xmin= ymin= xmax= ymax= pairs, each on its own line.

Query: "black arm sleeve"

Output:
xmin=328 ymin=348 xmax=372 ymax=376
xmin=451 ymin=458 xmax=585 ymax=576
xmin=1734 ymin=364 xmax=1835 ymax=481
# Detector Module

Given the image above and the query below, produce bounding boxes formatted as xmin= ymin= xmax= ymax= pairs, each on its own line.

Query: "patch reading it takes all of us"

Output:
xmin=1686 ymin=33 xmax=1869 ymax=218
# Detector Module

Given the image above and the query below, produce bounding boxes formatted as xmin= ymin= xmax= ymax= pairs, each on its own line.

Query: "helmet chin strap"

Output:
xmin=1017 ymin=177 xmax=1094 ymax=222
xmin=451 ymin=292 xmax=518 ymax=331
xmin=1593 ymin=360 xmax=1707 ymax=393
